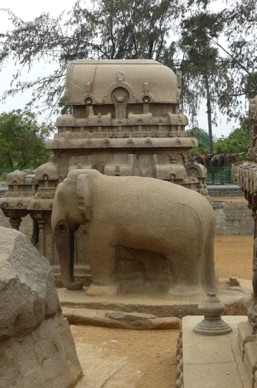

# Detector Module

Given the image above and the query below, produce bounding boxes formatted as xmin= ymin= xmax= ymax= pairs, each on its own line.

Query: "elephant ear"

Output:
xmin=77 ymin=173 xmax=92 ymax=221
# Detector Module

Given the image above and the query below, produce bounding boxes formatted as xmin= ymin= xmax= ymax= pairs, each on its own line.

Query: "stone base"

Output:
xmin=57 ymin=278 xmax=252 ymax=321
xmin=177 ymin=316 xmax=249 ymax=388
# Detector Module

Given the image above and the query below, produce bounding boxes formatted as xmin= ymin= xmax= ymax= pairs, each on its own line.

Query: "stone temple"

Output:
xmin=0 ymin=59 xmax=207 ymax=268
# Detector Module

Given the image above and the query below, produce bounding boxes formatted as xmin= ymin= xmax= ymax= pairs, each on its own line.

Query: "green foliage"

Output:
xmin=214 ymin=118 xmax=253 ymax=157
xmin=216 ymin=0 xmax=257 ymax=118
xmin=0 ymin=110 xmax=52 ymax=170
xmin=245 ymin=72 xmax=257 ymax=99
xmin=178 ymin=12 xmax=224 ymax=113
xmin=187 ymin=127 xmax=210 ymax=155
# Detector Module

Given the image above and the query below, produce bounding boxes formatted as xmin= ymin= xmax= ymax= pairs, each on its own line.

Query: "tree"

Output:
xmin=187 ymin=127 xmax=210 ymax=155
xmin=214 ymin=118 xmax=253 ymax=157
xmin=0 ymin=110 xmax=52 ymax=170
xmin=0 ymin=0 xmax=180 ymax=115
xmin=172 ymin=0 xmax=257 ymax=130
xmin=223 ymin=0 xmax=257 ymax=98
xmin=178 ymin=11 xmax=225 ymax=154
xmin=195 ymin=0 xmax=257 ymax=119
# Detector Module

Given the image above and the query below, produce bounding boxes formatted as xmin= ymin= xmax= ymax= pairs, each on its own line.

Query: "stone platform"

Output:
xmin=177 ymin=316 xmax=250 ymax=388
xmin=57 ymin=278 xmax=252 ymax=328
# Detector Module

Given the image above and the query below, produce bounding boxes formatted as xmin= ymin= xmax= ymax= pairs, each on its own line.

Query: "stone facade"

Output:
xmin=232 ymin=95 xmax=257 ymax=217
xmin=232 ymin=96 xmax=257 ymax=238
xmin=231 ymin=95 xmax=257 ymax=385
xmin=0 ymin=59 xmax=207 ymax=266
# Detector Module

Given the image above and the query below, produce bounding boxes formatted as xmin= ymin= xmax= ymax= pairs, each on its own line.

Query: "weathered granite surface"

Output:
xmin=0 ymin=227 xmax=83 ymax=388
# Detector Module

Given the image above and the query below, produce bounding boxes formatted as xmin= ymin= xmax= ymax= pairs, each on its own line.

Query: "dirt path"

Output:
xmin=71 ymin=234 xmax=254 ymax=388
xmin=215 ymin=235 xmax=253 ymax=280
xmin=72 ymin=326 xmax=178 ymax=387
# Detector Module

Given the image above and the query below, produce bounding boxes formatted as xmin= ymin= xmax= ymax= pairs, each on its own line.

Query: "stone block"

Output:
xmin=243 ymin=341 xmax=257 ymax=387
xmin=237 ymin=321 xmax=255 ymax=358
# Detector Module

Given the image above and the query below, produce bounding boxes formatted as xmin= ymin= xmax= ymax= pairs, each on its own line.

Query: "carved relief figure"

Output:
xmin=51 ymin=169 xmax=216 ymax=296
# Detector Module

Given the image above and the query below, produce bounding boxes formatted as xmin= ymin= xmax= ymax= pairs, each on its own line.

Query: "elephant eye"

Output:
xmin=58 ymin=223 xmax=67 ymax=233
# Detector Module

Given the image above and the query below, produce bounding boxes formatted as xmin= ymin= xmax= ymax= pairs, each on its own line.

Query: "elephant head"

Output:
xmin=51 ymin=169 xmax=93 ymax=289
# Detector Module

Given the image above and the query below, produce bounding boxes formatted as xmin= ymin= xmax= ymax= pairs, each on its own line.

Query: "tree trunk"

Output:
xmin=205 ymin=74 xmax=214 ymax=155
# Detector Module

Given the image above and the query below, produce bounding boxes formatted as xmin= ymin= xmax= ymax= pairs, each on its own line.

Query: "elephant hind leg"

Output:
xmin=166 ymin=252 xmax=202 ymax=295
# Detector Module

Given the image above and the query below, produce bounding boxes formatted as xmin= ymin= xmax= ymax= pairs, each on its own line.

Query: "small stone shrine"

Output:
xmin=0 ymin=59 xmax=207 ymax=267
xmin=232 ymin=95 xmax=257 ymax=386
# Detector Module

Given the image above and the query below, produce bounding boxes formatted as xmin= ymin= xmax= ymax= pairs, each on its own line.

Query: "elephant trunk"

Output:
xmin=53 ymin=219 xmax=83 ymax=290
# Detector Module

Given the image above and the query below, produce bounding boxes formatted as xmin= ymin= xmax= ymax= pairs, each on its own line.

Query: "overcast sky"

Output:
xmin=0 ymin=0 xmax=240 ymax=138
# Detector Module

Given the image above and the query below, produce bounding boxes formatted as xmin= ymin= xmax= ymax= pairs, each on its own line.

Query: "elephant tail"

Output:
xmin=202 ymin=231 xmax=217 ymax=292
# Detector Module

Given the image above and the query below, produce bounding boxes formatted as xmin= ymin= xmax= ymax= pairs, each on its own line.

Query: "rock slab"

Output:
xmin=0 ymin=227 xmax=83 ymax=388
xmin=63 ymin=307 xmax=181 ymax=330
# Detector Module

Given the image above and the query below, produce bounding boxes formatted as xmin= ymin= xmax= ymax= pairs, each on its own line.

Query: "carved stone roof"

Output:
xmin=65 ymin=59 xmax=180 ymax=106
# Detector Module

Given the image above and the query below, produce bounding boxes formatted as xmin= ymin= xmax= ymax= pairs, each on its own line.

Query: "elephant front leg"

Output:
xmin=54 ymin=221 xmax=83 ymax=290
xmin=86 ymin=241 xmax=118 ymax=297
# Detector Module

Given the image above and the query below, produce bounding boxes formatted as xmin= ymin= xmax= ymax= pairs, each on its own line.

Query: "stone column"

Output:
xmin=4 ymin=209 xmax=28 ymax=231
xmin=247 ymin=207 xmax=257 ymax=331
xmin=9 ymin=216 xmax=22 ymax=230
xmin=253 ymin=207 xmax=257 ymax=240
xmin=33 ymin=212 xmax=47 ymax=257
xmin=38 ymin=219 xmax=46 ymax=255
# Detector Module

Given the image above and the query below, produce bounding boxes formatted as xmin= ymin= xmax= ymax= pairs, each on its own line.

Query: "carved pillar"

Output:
xmin=38 ymin=219 xmax=46 ymax=255
xmin=31 ymin=218 xmax=39 ymax=247
xmin=247 ymin=206 xmax=257 ymax=331
xmin=9 ymin=216 xmax=22 ymax=230
xmin=253 ymin=207 xmax=257 ymax=240
xmin=33 ymin=212 xmax=47 ymax=257
xmin=2 ymin=209 xmax=28 ymax=231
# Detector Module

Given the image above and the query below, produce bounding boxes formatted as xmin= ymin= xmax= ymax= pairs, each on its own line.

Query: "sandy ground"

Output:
xmin=212 ymin=195 xmax=248 ymax=204
xmin=71 ymin=233 xmax=254 ymax=388
xmin=72 ymin=326 xmax=178 ymax=388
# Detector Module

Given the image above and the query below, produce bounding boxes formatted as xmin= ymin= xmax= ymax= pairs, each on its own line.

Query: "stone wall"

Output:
xmin=214 ymin=202 xmax=253 ymax=235
xmin=207 ymin=186 xmax=243 ymax=196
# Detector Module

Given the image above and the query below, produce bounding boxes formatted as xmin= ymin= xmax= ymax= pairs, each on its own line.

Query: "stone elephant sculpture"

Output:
xmin=51 ymin=169 xmax=216 ymax=296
